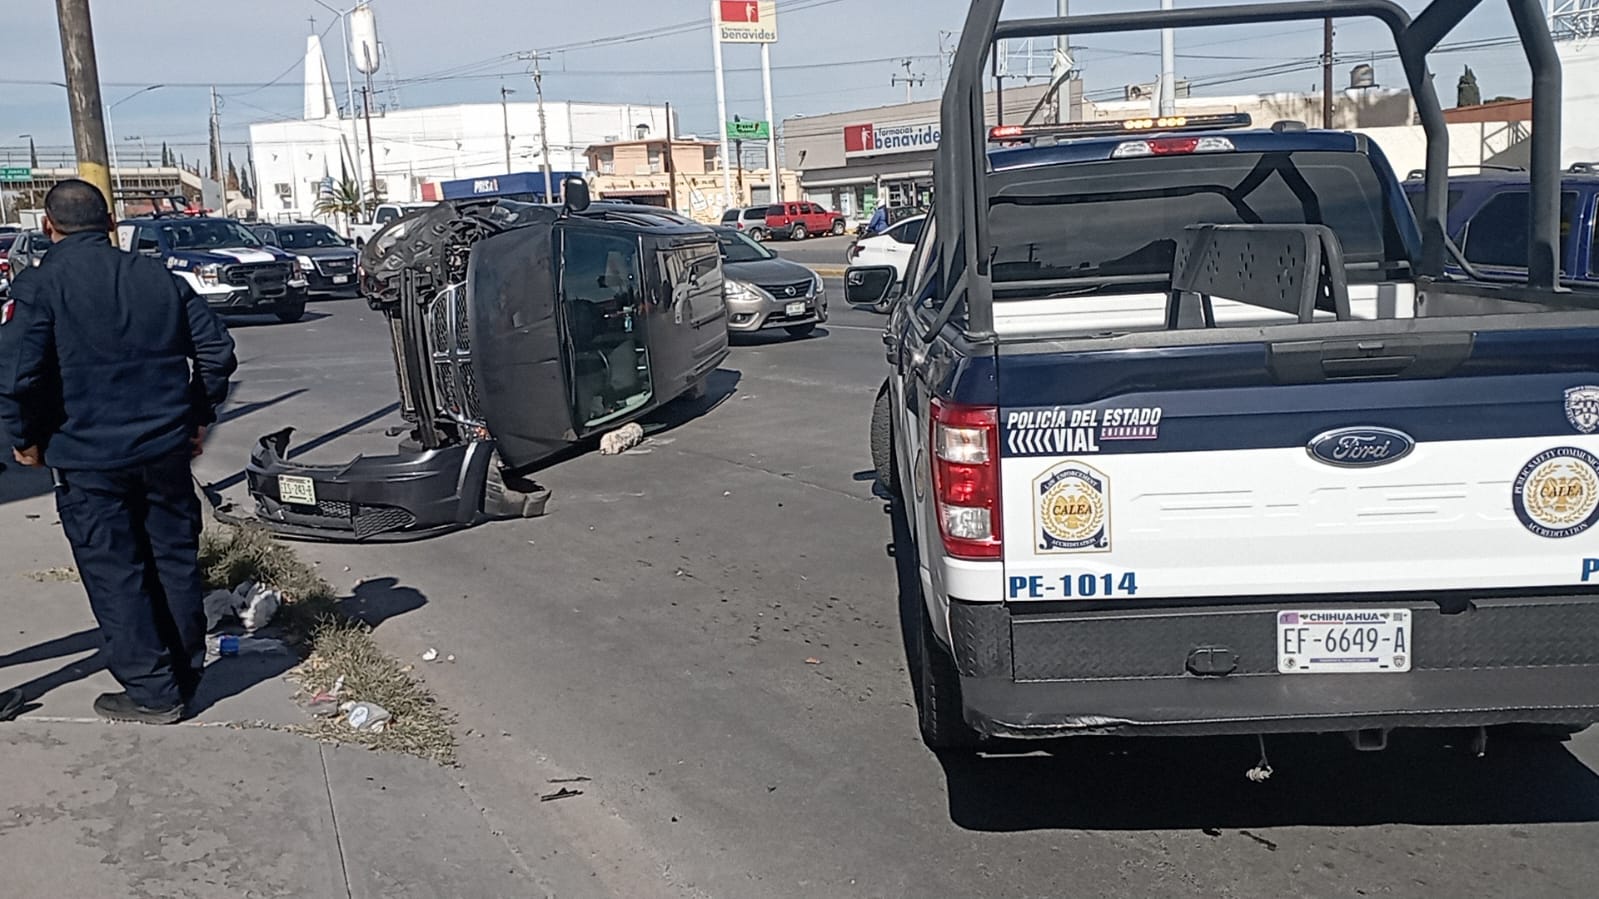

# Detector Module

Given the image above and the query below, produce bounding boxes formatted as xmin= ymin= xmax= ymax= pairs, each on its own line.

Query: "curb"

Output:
xmin=811 ymin=265 xmax=848 ymax=277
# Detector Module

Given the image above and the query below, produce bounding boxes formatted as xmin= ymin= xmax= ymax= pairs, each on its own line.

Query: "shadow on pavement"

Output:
xmin=883 ymin=496 xmax=1599 ymax=831
xmin=215 ymin=388 xmax=308 ymax=425
xmin=0 ymin=461 xmax=54 ymax=508
xmin=203 ymin=401 xmax=403 ymax=495
xmin=220 ymin=310 xmax=334 ymax=329
xmin=338 ymin=576 xmax=428 ymax=627
xmin=0 ymin=629 xmax=105 ymax=708
xmin=728 ymin=327 xmax=833 ymax=347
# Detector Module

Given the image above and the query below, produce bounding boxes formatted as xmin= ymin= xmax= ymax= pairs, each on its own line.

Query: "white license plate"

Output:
xmin=1277 ymin=609 xmax=1411 ymax=674
xmin=332 ymin=275 xmax=350 ymax=284
xmin=785 ymin=301 xmax=807 ymax=316
xmin=277 ymin=475 xmax=317 ymax=506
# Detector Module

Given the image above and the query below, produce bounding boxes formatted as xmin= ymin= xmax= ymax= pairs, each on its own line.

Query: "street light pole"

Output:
xmin=104 ymin=84 xmax=164 ymax=217
xmin=500 ymin=85 xmax=516 ymax=173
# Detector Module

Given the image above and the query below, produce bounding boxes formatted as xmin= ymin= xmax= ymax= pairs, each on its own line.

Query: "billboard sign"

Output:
xmin=717 ymin=0 xmax=777 ymax=43
xmin=843 ymin=122 xmax=942 ymax=158
xmin=726 ymin=120 xmax=771 ymax=140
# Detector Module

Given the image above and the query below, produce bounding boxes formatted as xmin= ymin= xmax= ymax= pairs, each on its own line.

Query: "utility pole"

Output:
xmin=664 ymin=101 xmax=678 ymax=213
xmin=1159 ymin=0 xmax=1176 ymax=116
xmin=733 ymin=115 xmax=745 ymax=197
xmin=209 ymin=86 xmax=223 ymax=187
xmin=500 ymin=85 xmax=516 ymax=173
xmin=1322 ymin=19 xmax=1335 ymax=129
xmin=53 ymin=0 xmax=112 ymax=206
xmin=360 ymin=41 xmax=380 ymax=202
xmin=1050 ymin=0 xmax=1073 ymax=124
xmin=891 ymin=59 xmax=926 ymax=104
xmin=519 ymin=51 xmax=554 ymax=202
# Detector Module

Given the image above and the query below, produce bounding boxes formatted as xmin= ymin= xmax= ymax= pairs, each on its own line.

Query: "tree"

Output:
xmin=314 ymin=178 xmax=366 ymax=220
xmin=1457 ymin=66 xmax=1481 ymax=107
xmin=240 ymin=163 xmax=254 ymax=200
xmin=226 ymin=154 xmax=240 ymax=191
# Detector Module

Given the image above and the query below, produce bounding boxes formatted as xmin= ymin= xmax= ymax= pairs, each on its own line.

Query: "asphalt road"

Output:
xmin=193 ymin=290 xmax=1599 ymax=898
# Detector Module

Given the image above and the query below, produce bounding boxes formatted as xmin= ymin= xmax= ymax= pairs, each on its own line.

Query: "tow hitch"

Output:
xmin=231 ymin=427 xmax=549 ymax=542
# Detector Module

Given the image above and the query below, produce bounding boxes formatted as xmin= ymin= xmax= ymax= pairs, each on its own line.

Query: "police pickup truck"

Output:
xmin=856 ymin=0 xmax=1599 ymax=755
xmin=117 ymin=214 xmax=310 ymax=322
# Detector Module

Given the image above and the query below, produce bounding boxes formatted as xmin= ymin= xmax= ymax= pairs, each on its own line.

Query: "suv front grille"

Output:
xmin=424 ymin=283 xmax=483 ymax=425
xmin=315 ymin=257 xmax=355 ymax=276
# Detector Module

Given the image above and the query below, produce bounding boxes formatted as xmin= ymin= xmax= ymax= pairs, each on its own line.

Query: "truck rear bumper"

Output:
xmin=949 ymin=593 xmax=1599 ymax=739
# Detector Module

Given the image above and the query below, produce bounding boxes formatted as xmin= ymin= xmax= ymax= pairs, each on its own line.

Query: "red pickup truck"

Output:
xmin=765 ymin=201 xmax=847 ymax=241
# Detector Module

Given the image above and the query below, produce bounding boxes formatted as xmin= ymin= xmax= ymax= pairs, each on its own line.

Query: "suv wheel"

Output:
xmin=791 ymin=223 xmax=808 ymax=241
xmin=916 ymin=593 xmax=982 ymax=752
xmin=750 ymin=228 xmax=768 ymax=242
xmin=275 ymin=302 xmax=307 ymax=323
xmin=830 ymin=220 xmax=846 ymax=236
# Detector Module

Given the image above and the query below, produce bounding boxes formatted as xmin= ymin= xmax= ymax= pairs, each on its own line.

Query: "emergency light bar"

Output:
xmin=988 ymin=113 xmax=1253 ymax=144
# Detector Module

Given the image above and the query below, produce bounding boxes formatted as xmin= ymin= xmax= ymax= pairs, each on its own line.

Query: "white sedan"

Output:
xmin=846 ymin=214 xmax=927 ymax=282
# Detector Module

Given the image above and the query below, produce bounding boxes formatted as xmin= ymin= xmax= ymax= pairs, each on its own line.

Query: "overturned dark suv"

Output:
xmin=240 ymin=181 xmax=731 ymax=540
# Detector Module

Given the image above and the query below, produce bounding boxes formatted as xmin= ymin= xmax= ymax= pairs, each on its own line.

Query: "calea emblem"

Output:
xmin=1566 ymin=385 xmax=1599 ymax=434
xmin=1035 ymin=462 xmax=1110 ymax=553
xmin=1513 ymin=447 xmax=1599 ymax=539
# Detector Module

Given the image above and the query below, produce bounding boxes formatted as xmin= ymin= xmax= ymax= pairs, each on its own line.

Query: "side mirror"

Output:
xmin=562 ymin=177 xmax=591 ymax=214
xmin=845 ymin=265 xmax=899 ymax=307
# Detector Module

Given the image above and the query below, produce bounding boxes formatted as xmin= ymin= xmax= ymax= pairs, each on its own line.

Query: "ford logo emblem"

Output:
xmin=1307 ymin=427 xmax=1415 ymax=467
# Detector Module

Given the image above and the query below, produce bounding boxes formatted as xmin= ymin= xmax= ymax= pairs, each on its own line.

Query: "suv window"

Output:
xmin=136 ymin=226 xmax=162 ymax=252
xmin=743 ymin=207 xmax=767 ymax=221
xmin=767 ymin=205 xmax=785 ymax=217
xmin=1462 ymin=190 xmax=1579 ymax=270
xmin=374 ymin=207 xmax=399 ymax=225
xmin=721 ymin=209 xmax=740 ymax=223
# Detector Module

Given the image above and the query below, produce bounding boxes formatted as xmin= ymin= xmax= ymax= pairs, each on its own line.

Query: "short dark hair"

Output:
xmin=44 ymin=179 xmax=110 ymax=234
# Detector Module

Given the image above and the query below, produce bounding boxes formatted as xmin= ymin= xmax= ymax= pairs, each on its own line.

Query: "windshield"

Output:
xmin=987 ymin=150 xmax=1411 ymax=286
xmin=0 ymin=235 xmax=15 ymax=252
xmin=716 ymin=230 xmax=775 ymax=263
xmin=160 ymin=219 xmax=264 ymax=251
xmin=277 ymin=226 xmax=347 ymax=249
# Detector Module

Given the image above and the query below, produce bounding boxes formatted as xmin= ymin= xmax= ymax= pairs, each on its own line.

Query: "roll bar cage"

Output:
xmin=935 ymin=0 xmax=1564 ymax=340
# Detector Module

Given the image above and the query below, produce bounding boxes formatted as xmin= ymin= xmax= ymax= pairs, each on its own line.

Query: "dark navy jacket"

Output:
xmin=0 ymin=231 xmax=237 ymax=471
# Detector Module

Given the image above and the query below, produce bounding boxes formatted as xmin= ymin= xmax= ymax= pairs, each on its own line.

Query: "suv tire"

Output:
xmin=792 ymin=223 xmax=808 ymax=241
xmin=870 ymin=381 xmax=901 ymax=498
xmin=830 ymin=220 xmax=846 ymax=236
xmin=275 ymin=302 xmax=307 ymax=323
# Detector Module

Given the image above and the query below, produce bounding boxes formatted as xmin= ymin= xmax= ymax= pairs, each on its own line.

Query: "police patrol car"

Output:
xmin=855 ymin=0 xmax=1599 ymax=756
xmin=116 ymin=207 xmax=309 ymax=323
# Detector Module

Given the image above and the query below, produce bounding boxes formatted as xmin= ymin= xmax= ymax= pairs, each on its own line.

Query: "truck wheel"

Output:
xmin=917 ymin=596 xmax=982 ymax=752
xmin=830 ymin=220 xmax=845 ymax=236
xmin=275 ymin=302 xmax=307 ymax=323
xmin=870 ymin=380 xmax=901 ymax=498
xmin=792 ymin=223 xmax=808 ymax=241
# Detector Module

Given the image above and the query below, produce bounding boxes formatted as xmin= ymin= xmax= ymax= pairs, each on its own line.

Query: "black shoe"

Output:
xmin=175 ymin=671 xmax=203 ymax=707
xmin=93 ymin=692 xmax=183 ymax=725
xmin=0 ymin=688 xmax=23 ymax=721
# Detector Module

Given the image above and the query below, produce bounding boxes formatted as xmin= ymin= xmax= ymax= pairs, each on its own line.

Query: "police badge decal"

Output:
xmin=1035 ymin=462 xmax=1111 ymax=553
xmin=1566 ymin=386 xmax=1599 ymax=435
xmin=1513 ymin=447 xmax=1599 ymax=539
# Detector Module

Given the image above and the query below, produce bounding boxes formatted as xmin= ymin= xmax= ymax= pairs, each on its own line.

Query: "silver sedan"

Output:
xmin=714 ymin=227 xmax=827 ymax=339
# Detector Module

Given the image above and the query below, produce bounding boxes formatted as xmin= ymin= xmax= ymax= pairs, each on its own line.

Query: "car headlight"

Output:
xmin=723 ymin=279 xmax=760 ymax=303
xmin=812 ymin=273 xmax=825 ymax=296
xmin=198 ymin=263 xmax=221 ymax=287
xmin=297 ymin=255 xmax=316 ymax=272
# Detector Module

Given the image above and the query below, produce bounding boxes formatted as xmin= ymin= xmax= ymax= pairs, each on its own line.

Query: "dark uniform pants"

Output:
xmin=55 ymin=449 xmax=205 ymax=709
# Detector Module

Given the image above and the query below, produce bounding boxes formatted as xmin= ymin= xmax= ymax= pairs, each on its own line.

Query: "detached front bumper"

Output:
xmin=241 ymin=428 xmax=546 ymax=541
xmin=950 ymin=593 xmax=1599 ymax=739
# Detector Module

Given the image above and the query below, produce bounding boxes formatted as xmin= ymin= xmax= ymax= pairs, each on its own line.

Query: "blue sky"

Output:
xmin=1 ymin=0 xmax=1528 ymax=167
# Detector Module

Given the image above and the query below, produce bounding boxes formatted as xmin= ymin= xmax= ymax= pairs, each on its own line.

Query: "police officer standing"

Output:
xmin=0 ymin=180 xmax=237 ymax=724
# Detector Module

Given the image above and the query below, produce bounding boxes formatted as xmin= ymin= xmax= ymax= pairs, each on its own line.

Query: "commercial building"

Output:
xmin=584 ymin=137 xmax=799 ymax=223
xmin=248 ymin=34 xmax=669 ymax=218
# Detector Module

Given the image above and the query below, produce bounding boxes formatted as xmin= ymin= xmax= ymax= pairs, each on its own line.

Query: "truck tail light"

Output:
xmin=931 ymin=398 xmax=1002 ymax=559
xmin=1111 ymin=136 xmax=1235 ymax=158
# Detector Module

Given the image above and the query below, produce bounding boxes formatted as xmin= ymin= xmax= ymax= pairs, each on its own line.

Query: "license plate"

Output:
xmin=277 ymin=475 xmax=317 ymax=506
xmin=332 ymin=275 xmax=350 ymax=284
xmin=1277 ymin=609 xmax=1411 ymax=674
xmin=785 ymin=301 xmax=807 ymax=316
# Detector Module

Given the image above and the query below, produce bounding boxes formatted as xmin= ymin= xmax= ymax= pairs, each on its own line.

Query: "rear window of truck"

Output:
xmin=987 ymin=150 xmax=1409 ymax=285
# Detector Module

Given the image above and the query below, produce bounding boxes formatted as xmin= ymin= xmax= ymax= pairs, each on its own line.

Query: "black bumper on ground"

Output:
xmin=948 ymin=593 xmax=1599 ymax=739
xmin=237 ymin=428 xmax=548 ymax=542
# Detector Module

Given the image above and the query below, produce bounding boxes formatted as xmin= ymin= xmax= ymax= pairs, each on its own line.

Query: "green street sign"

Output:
xmin=0 ymin=167 xmax=31 ymax=183
xmin=725 ymin=120 xmax=770 ymax=140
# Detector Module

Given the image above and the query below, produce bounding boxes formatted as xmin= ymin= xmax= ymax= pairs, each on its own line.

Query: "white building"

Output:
xmin=249 ymin=34 xmax=669 ymax=218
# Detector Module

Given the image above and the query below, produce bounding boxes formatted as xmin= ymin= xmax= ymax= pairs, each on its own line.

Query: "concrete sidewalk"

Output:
xmin=0 ymin=467 xmax=550 ymax=898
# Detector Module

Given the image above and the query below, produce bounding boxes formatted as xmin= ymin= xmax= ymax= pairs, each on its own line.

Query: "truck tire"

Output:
xmin=917 ymin=596 xmax=982 ymax=752
xmin=870 ymin=380 xmax=901 ymax=498
xmin=830 ymin=220 xmax=845 ymax=236
xmin=275 ymin=302 xmax=307 ymax=323
xmin=792 ymin=223 xmax=808 ymax=241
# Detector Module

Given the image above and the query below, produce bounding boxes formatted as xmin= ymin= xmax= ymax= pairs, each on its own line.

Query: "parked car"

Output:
xmin=7 ymin=230 xmax=51 ymax=274
xmin=0 ymin=224 xmax=21 ymax=235
xmin=250 ymin=222 xmax=361 ymax=298
xmin=720 ymin=206 xmax=772 ymax=241
xmin=846 ymin=213 xmax=927 ymax=301
xmin=713 ymin=226 xmax=826 ymax=338
xmin=0 ymin=232 xmax=15 ymax=296
xmin=349 ymin=202 xmax=434 ymax=248
xmin=1401 ymin=166 xmax=1599 ymax=286
xmin=764 ymin=201 xmax=846 ymax=240
xmin=116 ymin=214 xmax=310 ymax=322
